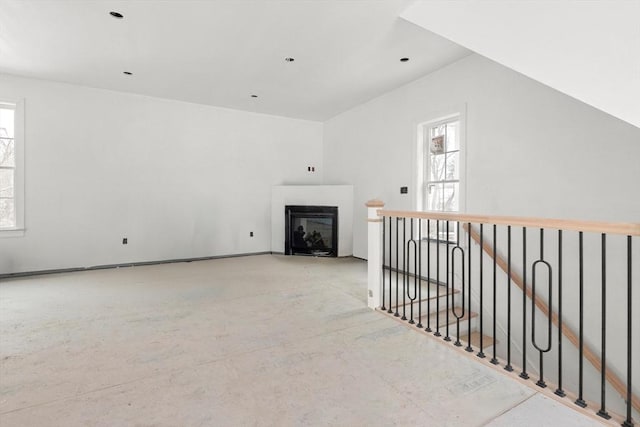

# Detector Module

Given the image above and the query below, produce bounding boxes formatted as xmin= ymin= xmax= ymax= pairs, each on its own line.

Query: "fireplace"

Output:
xmin=285 ymin=205 xmax=338 ymax=257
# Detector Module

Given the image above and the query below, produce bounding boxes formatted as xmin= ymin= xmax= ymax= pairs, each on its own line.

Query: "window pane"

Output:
xmin=0 ymin=198 xmax=15 ymax=228
xmin=423 ymin=116 xmax=462 ymax=214
xmin=430 ymin=124 xmax=445 ymax=139
xmin=443 ymin=182 xmax=459 ymax=212
xmin=0 ymin=138 xmax=15 ymax=167
xmin=0 ymin=107 xmax=15 ymax=138
xmin=0 ymin=169 xmax=14 ymax=197
xmin=446 ymin=121 xmax=459 ymax=151
xmin=427 ymin=183 xmax=444 ymax=211
xmin=429 ymin=153 xmax=446 ymax=181
xmin=446 ymin=151 xmax=459 ymax=180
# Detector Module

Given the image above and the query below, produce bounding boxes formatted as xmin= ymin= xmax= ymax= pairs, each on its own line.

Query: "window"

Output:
xmin=424 ymin=117 xmax=460 ymax=212
xmin=416 ymin=111 xmax=465 ymax=241
xmin=0 ymin=100 xmax=24 ymax=234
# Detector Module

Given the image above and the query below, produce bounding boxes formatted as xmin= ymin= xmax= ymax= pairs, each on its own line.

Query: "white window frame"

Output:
xmin=0 ymin=98 xmax=25 ymax=237
xmin=413 ymin=105 xmax=467 ymax=242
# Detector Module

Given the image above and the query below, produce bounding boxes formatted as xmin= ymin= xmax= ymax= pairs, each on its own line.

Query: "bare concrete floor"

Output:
xmin=0 ymin=255 xmax=602 ymax=426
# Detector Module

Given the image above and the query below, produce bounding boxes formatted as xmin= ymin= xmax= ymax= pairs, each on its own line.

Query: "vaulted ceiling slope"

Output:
xmin=402 ymin=0 xmax=640 ymax=129
xmin=0 ymin=0 xmax=470 ymax=121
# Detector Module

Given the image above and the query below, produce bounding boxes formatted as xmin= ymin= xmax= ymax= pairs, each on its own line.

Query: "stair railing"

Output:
xmin=365 ymin=200 xmax=639 ymax=426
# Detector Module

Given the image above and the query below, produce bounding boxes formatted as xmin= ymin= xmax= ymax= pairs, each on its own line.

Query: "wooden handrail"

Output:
xmin=464 ymin=223 xmax=640 ymax=413
xmin=378 ymin=210 xmax=640 ymax=236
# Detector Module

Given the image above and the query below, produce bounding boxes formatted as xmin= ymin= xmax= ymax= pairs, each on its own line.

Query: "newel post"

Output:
xmin=366 ymin=199 xmax=385 ymax=310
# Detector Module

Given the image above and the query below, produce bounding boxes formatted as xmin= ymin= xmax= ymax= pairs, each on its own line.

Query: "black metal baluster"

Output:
xmin=575 ymin=231 xmax=586 ymax=407
xmin=445 ymin=220 xmax=451 ymax=341
xmin=505 ymin=226 xmax=513 ymax=372
xmin=520 ymin=227 xmax=529 ymax=379
xmin=532 ymin=228 xmax=552 ymax=388
xmin=402 ymin=218 xmax=407 ymax=321
xmin=426 ymin=220 xmax=432 ymax=332
xmin=555 ymin=230 xmax=565 ymax=397
xmin=466 ymin=223 xmax=473 ymax=353
xmin=597 ymin=233 xmax=610 ymax=420
xmin=478 ymin=224 xmax=485 ymax=358
xmin=623 ymin=236 xmax=633 ymax=427
xmin=452 ymin=222 xmax=465 ymax=347
xmin=435 ymin=220 xmax=441 ymax=336
xmin=491 ymin=224 xmax=498 ymax=365
xmin=388 ymin=217 xmax=393 ymax=314
xmin=381 ymin=216 xmax=386 ymax=311
xmin=394 ymin=218 xmax=400 ymax=318
xmin=417 ymin=220 xmax=423 ymax=329
xmin=407 ymin=218 xmax=417 ymax=324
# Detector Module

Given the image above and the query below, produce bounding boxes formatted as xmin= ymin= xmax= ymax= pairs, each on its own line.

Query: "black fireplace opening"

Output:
xmin=285 ymin=205 xmax=338 ymax=257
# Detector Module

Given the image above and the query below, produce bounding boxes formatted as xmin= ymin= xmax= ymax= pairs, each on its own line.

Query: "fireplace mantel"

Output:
xmin=271 ymin=185 xmax=353 ymax=256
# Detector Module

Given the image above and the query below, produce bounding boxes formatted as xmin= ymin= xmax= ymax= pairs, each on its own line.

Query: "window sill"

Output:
xmin=0 ymin=228 xmax=25 ymax=238
xmin=420 ymin=237 xmax=458 ymax=245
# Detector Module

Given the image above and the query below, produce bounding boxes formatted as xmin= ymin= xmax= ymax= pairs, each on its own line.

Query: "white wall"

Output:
xmin=401 ymin=0 xmax=640 ymax=129
xmin=323 ymin=54 xmax=640 ymax=259
xmin=0 ymin=74 xmax=323 ymax=274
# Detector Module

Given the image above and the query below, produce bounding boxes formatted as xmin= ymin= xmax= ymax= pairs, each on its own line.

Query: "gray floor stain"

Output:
xmin=447 ymin=373 xmax=497 ymax=396
xmin=355 ymin=325 xmax=407 ymax=341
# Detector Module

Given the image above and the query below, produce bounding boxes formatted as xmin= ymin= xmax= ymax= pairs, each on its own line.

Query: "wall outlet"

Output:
xmin=250 ymin=231 xmax=254 ymax=237
xmin=122 ymin=237 xmax=128 ymax=245
xmin=400 ymin=186 xmax=408 ymax=194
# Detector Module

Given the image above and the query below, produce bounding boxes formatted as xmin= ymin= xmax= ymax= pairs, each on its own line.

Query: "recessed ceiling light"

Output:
xmin=285 ymin=57 xmax=295 ymax=62
xmin=110 ymin=11 xmax=124 ymax=19
xmin=123 ymin=71 xmax=133 ymax=75
xmin=250 ymin=94 xmax=258 ymax=98
xmin=400 ymin=57 xmax=410 ymax=62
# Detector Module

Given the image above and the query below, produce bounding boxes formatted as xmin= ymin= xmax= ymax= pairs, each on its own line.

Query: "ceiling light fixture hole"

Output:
xmin=123 ymin=71 xmax=133 ymax=75
xmin=400 ymin=57 xmax=410 ymax=62
xmin=110 ymin=11 xmax=124 ymax=19
xmin=285 ymin=57 xmax=295 ymax=62
xmin=251 ymin=94 xmax=258 ymax=98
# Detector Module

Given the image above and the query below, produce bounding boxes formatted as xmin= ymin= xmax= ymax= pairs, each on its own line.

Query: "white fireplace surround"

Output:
xmin=271 ymin=185 xmax=354 ymax=257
